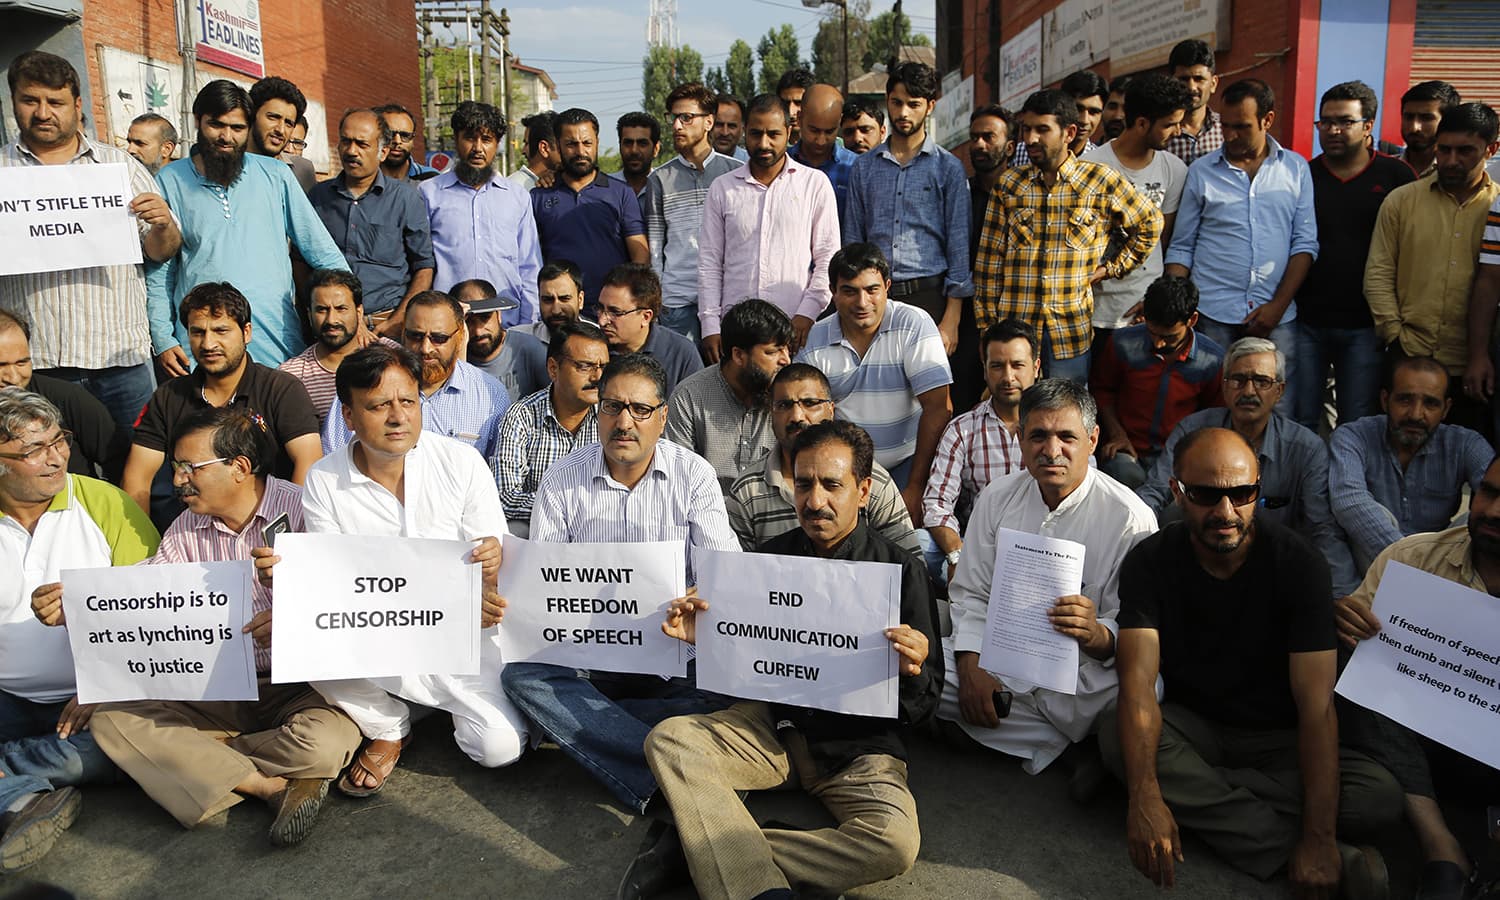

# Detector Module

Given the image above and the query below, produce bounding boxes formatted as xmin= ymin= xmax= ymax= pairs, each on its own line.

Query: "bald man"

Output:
xmin=1102 ymin=427 xmax=1400 ymax=893
xmin=790 ymin=83 xmax=857 ymax=225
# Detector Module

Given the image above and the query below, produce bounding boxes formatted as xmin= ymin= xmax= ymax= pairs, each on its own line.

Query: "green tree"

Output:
xmin=811 ymin=0 xmax=871 ymax=89
xmin=704 ymin=66 xmax=728 ymax=96
xmin=642 ymin=44 xmax=705 ymax=127
xmin=864 ymin=9 xmax=930 ymax=72
xmin=725 ymin=39 xmax=756 ymax=99
xmin=756 ymin=25 xmax=803 ymax=95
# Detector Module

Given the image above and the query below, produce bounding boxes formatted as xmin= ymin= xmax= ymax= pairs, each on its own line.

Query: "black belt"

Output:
xmin=888 ymin=275 xmax=945 ymax=297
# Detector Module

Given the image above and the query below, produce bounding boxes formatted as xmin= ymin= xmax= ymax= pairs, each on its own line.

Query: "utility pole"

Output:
xmin=500 ymin=7 xmax=513 ymax=172
xmin=422 ymin=13 xmax=439 ymax=152
xmin=480 ymin=0 xmax=493 ymax=105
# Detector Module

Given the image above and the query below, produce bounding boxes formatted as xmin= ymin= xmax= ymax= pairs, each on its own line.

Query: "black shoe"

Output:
xmin=0 ymin=788 xmax=82 ymax=873
xmin=616 ymin=820 xmax=690 ymax=900
xmin=1417 ymin=860 xmax=1474 ymax=900
xmin=1067 ymin=742 xmax=1109 ymax=806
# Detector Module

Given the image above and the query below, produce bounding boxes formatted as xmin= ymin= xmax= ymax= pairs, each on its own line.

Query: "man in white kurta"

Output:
xmin=938 ymin=379 xmax=1157 ymax=773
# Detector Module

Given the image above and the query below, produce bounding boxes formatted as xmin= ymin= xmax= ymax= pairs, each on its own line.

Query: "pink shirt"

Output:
xmin=922 ymin=401 xmax=1025 ymax=535
xmin=696 ymin=159 xmax=840 ymax=336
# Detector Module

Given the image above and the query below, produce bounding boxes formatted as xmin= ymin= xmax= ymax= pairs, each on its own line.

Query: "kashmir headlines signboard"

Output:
xmin=999 ymin=20 xmax=1043 ymax=113
xmin=194 ymin=0 xmax=266 ymax=79
xmin=0 ymin=164 xmax=144 ymax=276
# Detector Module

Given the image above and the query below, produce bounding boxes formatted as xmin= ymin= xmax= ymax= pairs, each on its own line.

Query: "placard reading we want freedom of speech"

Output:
xmin=0 ymin=164 xmax=144 ymax=275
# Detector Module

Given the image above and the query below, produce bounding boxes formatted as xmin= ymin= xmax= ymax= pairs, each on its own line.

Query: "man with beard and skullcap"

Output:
xmin=148 ymin=80 xmax=348 ymax=372
xmin=322 ymin=290 xmax=508 ymax=457
xmin=420 ymin=101 xmax=542 ymax=328
xmin=277 ymin=270 xmax=400 ymax=428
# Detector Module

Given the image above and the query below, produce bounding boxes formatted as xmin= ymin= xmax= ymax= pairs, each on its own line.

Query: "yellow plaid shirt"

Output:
xmin=974 ymin=154 xmax=1162 ymax=359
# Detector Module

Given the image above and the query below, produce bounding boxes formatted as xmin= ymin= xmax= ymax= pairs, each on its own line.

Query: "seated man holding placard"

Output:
xmin=1336 ymin=454 xmax=1500 ymax=899
xmin=71 ymin=408 xmax=359 ymax=844
xmin=938 ymin=379 xmax=1157 ymax=781
xmin=636 ymin=420 xmax=941 ymax=900
xmin=1103 ymin=428 xmax=1401 ymax=894
xmin=2 ymin=389 xmax=158 ymax=870
xmin=501 ymin=353 xmax=740 ymax=818
xmin=287 ymin=344 xmax=525 ymax=796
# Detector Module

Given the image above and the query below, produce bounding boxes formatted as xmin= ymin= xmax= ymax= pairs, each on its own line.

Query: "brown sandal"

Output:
xmin=337 ymin=737 xmax=406 ymax=798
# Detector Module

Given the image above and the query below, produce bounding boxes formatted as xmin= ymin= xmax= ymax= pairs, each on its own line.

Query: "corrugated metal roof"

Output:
xmin=1412 ymin=0 xmax=1500 ymax=107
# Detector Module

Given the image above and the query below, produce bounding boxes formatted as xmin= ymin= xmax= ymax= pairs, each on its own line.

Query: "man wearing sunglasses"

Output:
xmin=1137 ymin=337 xmax=1361 ymax=598
xmin=1104 ymin=427 xmax=1401 ymax=894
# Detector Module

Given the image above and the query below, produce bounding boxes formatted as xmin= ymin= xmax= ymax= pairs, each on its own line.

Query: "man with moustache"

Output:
xmin=1330 ymin=356 xmax=1492 ymax=570
xmin=840 ymin=98 xmax=886 ymax=155
xmin=488 ymin=321 xmax=609 ymax=536
xmin=789 ymin=84 xmax=857 ymax=226
xmin=1396 ymin=81 xmax=1461 ymax=177
xmin=666 ymin=299 xmax=791 ymax=491
xmin=966 ymin=104 xmax=1015 ymax=266
xmin=534 ymin=108 xmax=649 ymax=320
xmin=374 ymin=104 xmax=439 ymax=182
xmin=148 ymin=80 xmax=348 ymax=371
xmin=514 ymin=261 xmax=593 ymax=346
xmin=455 ymin=277 xmax=548 ymax=402
xmin=2 ymin=52 xmax=182 ymax=432
xmin=712 ymin=94 xmax=749 ymax=162
xmin=727 ymin=362 xmax=919 ymax=553
xmin=644 ymin=83 xmax=739 ymax=342
xmin=420 ymin=101 xmax=542 ymax=328
xmin=308 ymin=108 xmax=435 ymax=330
xmin=1098 ymin=75 xmax=1133 ymax=143
xmin=1008 ymin=70 xmax=1105 ymax=169
xmin=1138 ymin=338 xmax=1360 ymax=597
xmin=277 ymin=270 xmax=399 ymax=427
xmin=697 ymin=94 xmax=840 ymax=360
xmin=614 ymin=112 xmax=662 ymax=201
xmin=322 ymin=291 xmax=509 ymax=457
xmin=1163 ymin=40 xmax=1224 ymax=165
xmin=124 ymin=283 xmax=323 ymax=520
xmin=1295 ymin=82 xmax=1414 ymax=429
xmin=510 ymin=111 xmax=561 ymax=191
xmin=125 ymin=113 xmax=177 ymax=174
xmin=1104 ymin=428 xmax=1400 ymax=893
xmin=248 ymin=77 xmax=315 ymax=192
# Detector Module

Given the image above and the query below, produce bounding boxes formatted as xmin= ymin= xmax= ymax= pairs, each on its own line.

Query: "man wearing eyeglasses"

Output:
xmin=0 ymin=389 xmax=158 ymax=871
xmin=726 ymin=362 xmax=919 ymax=554
xmin=1137 ymin=337 xmax=1360 ymax=598
xmin=598 ymin=263 xmax=702 ymax=396
xmin=455 ymin=278 xmax=547 ymax=404
xmin=488 ymin=321 xmax=609 ymax=536
xmin=322 ymin=291 xmax=509 ymax=457
xmin=502 ymin=352 xmax=739 ymax=820
xmin=1103 ymin=427 xmax=1400 ymax=893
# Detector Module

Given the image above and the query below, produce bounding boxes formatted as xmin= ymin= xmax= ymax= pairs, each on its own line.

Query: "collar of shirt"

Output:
xmin=873 ymin=131 xmax=939 ymax=166
xmin=819 ymin=301 xmax=899 ymax=348
xmin=761 ymin=446 xmax=791 ymax=499
xmin=339 ymin=434 xmax=430 ymax=490
xmin=1425 ymin=169 xmax=1496 ymax=207
xmin=335 ymin=170 xmax=389 ymax=200
xmin=191 ymin=358 xmax=264 ymax=405
xmin=543 ymin=386 xmax=597 ymax=432
xmin=732 ymin=156 xmax=806 ymax=186
xmin=589 ymin=439 xmax=670 ymax=491
xmin=1208 ymin=135 xmax=1292 ymax=171
xmin=429 ymin=359 xmax=484 ymax=400
xmin=552 ymin=169 xmax=612 ymax=197
xmin=1443 ymin=530 xmax=1483 ymax=586
xmin=184 ymin=475 xmax=288 ymax=539
xmin=777 ymin=518 xmax=872 ymax=561
xmin=435 ymin=169 xmax=511 ymax=195
xmin=13 ymin=134 xmax=96 ymax=164
xmin=640 ymin=323 xmax=670 ymax=356
xmin=1219 ymin=408 xmax=1288 ymax=465
xmin=1042 ymin=465 xmax=1098 ymax=521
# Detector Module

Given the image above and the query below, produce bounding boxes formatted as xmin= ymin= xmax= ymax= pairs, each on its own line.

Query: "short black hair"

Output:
xmin=0 ymin=308 xmax=30 ymax=340
xmin=8 ymin=51 xmax=79 ymax=99
xmin=546 ymin=320 xmax=609 ymax=363
xmin=600 ymin=352 xmax=668 ymax=404
xmin=1060 ymin=70 xmax=1108 ymax=104
xmin=1125 ymin=74 xmax=1192 ymax=129
xmin=616 ymin=111 xmax=661 ymax=144
xmin=179 ymin=282 xmax=251 ymax=329
xmin=249 ymin=76 xmax=307 ymax=119
xmin=721 ymin=299 xmax=793 ymax=357
xmin=970 ymin=104 xmax=1016 ymax=141
xmin=1436 ymin=102 xmax=1499 ymax=143
xmin=667 ymin=82 xmax=717 ymax=115
xmin=1020 ymin=89 xmax=1079 ymax=129
xmin=451 ymin=101 xmax=507 ymax=139
xmin=601 ymin=263 xmax=662 ymax=317
xmin=1385 ymin=354 xmax=1450 ymax=393
xmin=772 ymin=361 xmax=830 ymax=394
xmin=1109 ymin=74 xmax=1136 ymax=95
xmin=828 ymin=243 xmax=891 ymax=288
xmin=335 ymin=344 xmax=422 ymax=406
xmin=886 ymin=60 xmax=940 ymax=101
xmin=1222 ymin=79 xmax=1275 ymax=118
xmin=556 ymin=107 xmax=600 ymax=135
xmin=791 ymin=420 xmax=874 ymax=483
xmin=193 ymin=79 xmax=254 ymax=122
xmin=1320 ymin=80 xmax=1378 ymax=122
xmin=521 ymin=111 xmax=559 ymax=157
xmin=841 ymin=97 xmax=885 ymax=126
xmin=451 ymin=279 xmax=498 ymax=304
xmin=404 ymin=290 xmax=464 ymax=326
xmin=373 ymin=102 xmax=414 ymax=119
xmin=716 ymin=94 xmax=747 ymax=118
xmin=981 ymin=317 xmax=1038 ymax=360
xmin=1142 ymin=275 xmax=1199 ymax=325
xmin=1402 ymin=80 xmax=1461 ymax=109
xmin=309 ymin=269 xmax=364 ymax=308
xmin=540 ymin=259 xmax=584 ymax=291
xmin=339 ymin=108 xmax=391 ymax=149
xmin=746 ymin=93 xmax=791 ymax=127
xmin=174 ymin=407 xmax=271 ymax=477
xmin=777 ymin=68 xmax=815 ymax=95
xmin=1168 ymin=39 xmax=1215 ymax=72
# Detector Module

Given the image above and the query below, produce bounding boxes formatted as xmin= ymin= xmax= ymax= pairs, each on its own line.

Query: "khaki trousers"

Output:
xmin=645 ymin=701 xmax=920 ymax=900
xmin=91 ymin=678 xmax=361 ymax=828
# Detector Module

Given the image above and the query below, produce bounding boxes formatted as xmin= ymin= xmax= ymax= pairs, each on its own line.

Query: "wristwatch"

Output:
xmin=945 ymin=549 xmax=962 ymax=569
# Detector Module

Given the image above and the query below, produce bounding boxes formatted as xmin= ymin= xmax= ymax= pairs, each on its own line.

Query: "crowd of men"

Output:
xmin=3 ymin=35 xmax=1500 ymax=899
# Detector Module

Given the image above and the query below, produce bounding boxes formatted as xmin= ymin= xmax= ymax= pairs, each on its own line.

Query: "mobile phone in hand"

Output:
xmin=261 ymin=512 xmax=291 ymax=549
xmin=992 ymin=690 xmax=1013 ymax=719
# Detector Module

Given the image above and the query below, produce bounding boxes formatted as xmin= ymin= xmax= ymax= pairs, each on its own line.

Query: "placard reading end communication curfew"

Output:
xmin=60 ymin=560 xmax=258 ymax=704
xmin=271 ymin=532 xmax=481 ymax=682
xmin=0 ymin=164 xmax=144 ymax=275
xmin=694 ymin=548 xmax=902 ymax=718
xmin=496 ymin=536 xmax=688 ymax=677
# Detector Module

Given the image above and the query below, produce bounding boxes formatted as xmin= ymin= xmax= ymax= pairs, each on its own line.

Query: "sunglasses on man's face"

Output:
xmin=1174 ymin=479 xmax=1261 ymax=507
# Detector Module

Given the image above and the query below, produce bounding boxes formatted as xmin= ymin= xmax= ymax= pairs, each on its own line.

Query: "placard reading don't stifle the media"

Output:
xmin=0 ymin=164 xmax=143 ymax=276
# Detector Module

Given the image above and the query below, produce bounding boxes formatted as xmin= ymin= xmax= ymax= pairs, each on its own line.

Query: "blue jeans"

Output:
xmin=0 ymin=691 xmax=116 ymax=812
xmin=1293 ymin=323 xmax=1383 ymax=430
xmin=658 ymin=304 xmax=701 ymax=345
xmin=37 ymin=363 xmax=155 ymax=434
xmin=500 ymin=662 xmax=727 ymax=814
xmin=1195 ymin=317 xmax=1300 ymax=419
xmin=1041 ymin=327 xmax=1090 ymax=385
xmin=915 ymin=529 xmax=948 ymax=586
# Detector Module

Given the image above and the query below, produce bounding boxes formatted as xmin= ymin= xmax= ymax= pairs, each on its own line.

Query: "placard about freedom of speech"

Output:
xmin=60 ymin=560 xmax=258 ymax=704
xmin=496 ymin=536 xmax=688 ymax=677
xmin=693 ymin=548 xmax=901 ymax=718
xmin=1337 ymin=561 xmax=1500 ymax=770
xmin=0 ymin=163 xmax=144 ymax=275
xmin=271 ymin=533 xmax=481 ymax=682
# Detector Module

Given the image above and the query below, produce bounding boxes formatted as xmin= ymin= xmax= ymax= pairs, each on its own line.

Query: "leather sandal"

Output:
xmin=337 ymin=737 xmax=407 ymax=798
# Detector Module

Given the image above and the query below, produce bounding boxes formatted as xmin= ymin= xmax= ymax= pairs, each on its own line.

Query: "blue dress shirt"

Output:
xmin=419 ymin=171 xmax=542 ymax=327
xmin=308 ymin=172 xmax=435 ymax=313
xmin=532 ymin=171 xmax=645 ymax=316
xmin=790 ymin=141 xmax=857 ymax=225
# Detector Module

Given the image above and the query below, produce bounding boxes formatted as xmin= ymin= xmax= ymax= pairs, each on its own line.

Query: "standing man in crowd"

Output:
xmin=841 ymin=97 xmax=886 ymax=154
xmin=1010 ymin=71 xmax=1105 ymax=169
xmin=777 ymin=67 xmax=814 ymax=140
xmin=510 ymin=112 xmax=560 ymax=191
xmin=125 ymin=112 xmax=177 ymax=174
xmin=1098 ymin=75 xmax=1134 ymax=143
xmin=248 ymin=77 xmax=315 ymax=192
xmin=1297 ymin=81 xmax=1415 ymax=430
xmin=712 ymin=94 xmax=749 ymax=162
xmin=1398 ymin=81 xmax=1461 ymax=177
xmin=789 ymin=83 xmax=857 ymax=226
xmin=966 ymin=104 xmax=1015 ymax=267
xmin=277 ymin=270 xmax=398 ymax=428
xmin=454 ymin=278 xmax=548 ymax=403
xmin=614 ymin=112 xmax=661 ymax=201
xmin=420 ymin=101 xmax=541 ymax=328
xmin=697 ymin=94 xmax=839 ymax=361
xmin=375 ymin=104 xmax=439 ymax=182
xmin=598 ymin=264 xmax=702 ymax=396
xmin=148 ymin=80 xmax=347 ymax=371
xmin=2 ymin=51 xmax=182 ymax=431
xmin=1164 ymin=40 xmax=1223 ymax=165
xmin=645 ymin=83 xmax=739 ymax=343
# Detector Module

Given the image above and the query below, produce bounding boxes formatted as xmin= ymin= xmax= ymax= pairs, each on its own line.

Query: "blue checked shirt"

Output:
xmin=791 ymin=141 xmax=857 ymax=226
xmin=321 ymin=359 xmax=510 ymax=457
xmin=488 ymin=386 xmax=600 ymax=522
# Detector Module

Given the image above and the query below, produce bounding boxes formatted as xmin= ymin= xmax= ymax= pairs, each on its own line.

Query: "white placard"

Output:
xmin=1111 ymin=0 xmax=1232 ymax=76
xmin=271 ymin=533 xmax=481 ymax=683
xmin=60 ymin=560 xmax=258 ymax=704
xmin=1336 ymin=562 xmax=1500 ymax=771
xmin=496 ymin=536 xmax=688 ymax=677
xmin=0 ymin=164 xmax=144 ymax=276
xmin=1000 ymin=19 xmax=1044 ymax=112
xmin=1041 ymin=0 xmax=1110 ymax=85
xmin=978 ymin=528 xmax=1084 ymax=695
xmin=933 ymin=70 xmax=975 ymax=150
xmin=694 ymin=548 xmax=902 ymax=718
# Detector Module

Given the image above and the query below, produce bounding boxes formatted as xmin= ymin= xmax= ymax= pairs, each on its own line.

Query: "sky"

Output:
xmin=494 ymin=1 xmax=938 ymax=151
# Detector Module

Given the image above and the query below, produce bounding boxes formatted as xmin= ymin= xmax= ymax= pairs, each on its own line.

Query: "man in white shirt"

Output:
xmin=937 ymin=379 xmax=1157 ymax=777
xmin=275 ymin=344 xmax=525 ymax=797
